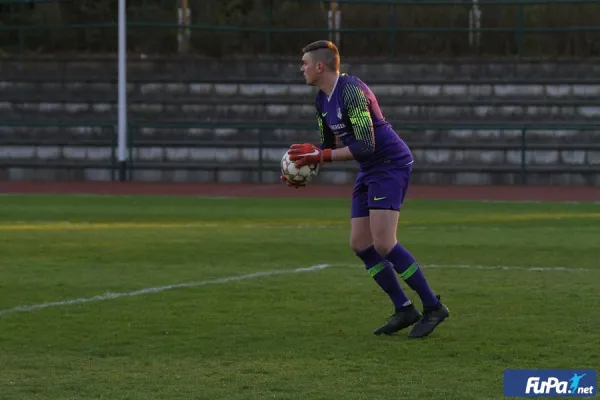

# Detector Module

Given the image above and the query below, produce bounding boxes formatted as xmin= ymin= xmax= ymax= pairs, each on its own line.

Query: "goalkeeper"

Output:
xmin=283 ymin=40 xmax=449 ymax=338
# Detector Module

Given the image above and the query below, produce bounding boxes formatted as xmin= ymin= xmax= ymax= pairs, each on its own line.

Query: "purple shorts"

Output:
xmin=351 ymin=164 xmax=412 ymax=219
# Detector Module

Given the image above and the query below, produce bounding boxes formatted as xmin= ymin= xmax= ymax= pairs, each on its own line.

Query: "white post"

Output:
xmin=327 ymin=8 xmax=333 ymax=42
xmin=118 ymin=0 xmax=127 ymax=180
xmin=178 ymin=0 xmax=191 ymax=53
xmin=335 ymin=5 xmax=341 ymax=47
xmin=177 ymin=0 xmax=183 ymax=52
xmin=469 ymin=0 xmax=482 ymax=49
xmin=328 ymin=2 xmax=341 ymax=47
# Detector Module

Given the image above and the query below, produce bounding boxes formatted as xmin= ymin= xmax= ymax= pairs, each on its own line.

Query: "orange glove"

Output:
xmin=288 ymin=143 xmax=332 ymax=168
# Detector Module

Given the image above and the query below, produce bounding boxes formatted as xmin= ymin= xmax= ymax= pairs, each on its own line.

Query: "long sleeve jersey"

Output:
xmin=314 ymin=73 xmax=413 ymax=170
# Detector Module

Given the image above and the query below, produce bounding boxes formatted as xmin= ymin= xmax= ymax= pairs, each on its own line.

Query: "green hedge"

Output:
xmin=1 ymin=0 xmax=600 ymax=57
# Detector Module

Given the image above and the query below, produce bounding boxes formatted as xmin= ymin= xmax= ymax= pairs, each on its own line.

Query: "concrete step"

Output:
xmin=1 ymin=122 xmax=599 ymax=147
xmin=2 ymin=103 xmax=599 ymax=121
xmin=1 ymin=164 xmax=597 ymax=186
xmin=2 ymin=58 xmax=600 ymax=81
xmin=1 ymin=145 xmax=599 ymax=170
xmin=3 ymin=81 xmax=600 ymax=102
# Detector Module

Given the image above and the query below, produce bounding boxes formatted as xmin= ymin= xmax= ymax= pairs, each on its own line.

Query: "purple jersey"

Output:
xmin=314 ymin=73 xmax=413 ymax=171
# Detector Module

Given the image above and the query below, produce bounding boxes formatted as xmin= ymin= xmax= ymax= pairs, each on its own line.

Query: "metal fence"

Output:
xmin=2 ymin=0 xmax=600 ymax=57
xmin=1 ymin=120 xmax=598 ymax=183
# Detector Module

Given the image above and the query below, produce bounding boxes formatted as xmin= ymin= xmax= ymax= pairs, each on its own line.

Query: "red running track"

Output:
xmin=1 ymin=181 xmax=599 ymax=202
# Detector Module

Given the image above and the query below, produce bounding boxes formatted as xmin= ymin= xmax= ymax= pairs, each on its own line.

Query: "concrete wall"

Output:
xmin=0 ymin=57 xmax=599 ymax=185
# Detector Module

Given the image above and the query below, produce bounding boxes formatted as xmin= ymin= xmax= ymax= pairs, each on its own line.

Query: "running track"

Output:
xmin=1 ymin=181 xmax=599 ymax=202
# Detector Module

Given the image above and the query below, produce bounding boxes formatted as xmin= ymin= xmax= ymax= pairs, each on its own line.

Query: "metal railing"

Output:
xmin=2 ymin=0 xmax=600 ymax=57
xmin=0 ymin=121 xmax=598 ymax=184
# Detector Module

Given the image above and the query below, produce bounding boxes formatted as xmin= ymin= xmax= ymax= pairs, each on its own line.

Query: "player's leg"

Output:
xmin=368 ymin=166 xmax=449 ymax=338
xmin=366 ymin=208 xmax=422 ymax=335
xmin=350 ymin=216 xmax=411 ymax=310
xmin=350 ymin=174 xmax=411 ymax=318
xmin=349 ymin=173 xmax=421 ymax=335
xmin=370 ymin=209 xmax=439 ymax=309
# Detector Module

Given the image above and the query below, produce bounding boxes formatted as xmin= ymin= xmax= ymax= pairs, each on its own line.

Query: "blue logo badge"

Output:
xmin=504 ymin=369 xmax=597 ymax=397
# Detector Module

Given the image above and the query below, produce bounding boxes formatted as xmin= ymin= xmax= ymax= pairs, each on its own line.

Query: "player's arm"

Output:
xmin=281 ymin=104 xmax=336 ymax=188
xmin=289 ymin=83 xmax=375 ymax=166
xmin=287 ymin=101 xmax=336 ymax=166
xmin=317 ymin=111 xmax=336 ymax=150
xmin=330 ymin=83 xmax=375 ymax=162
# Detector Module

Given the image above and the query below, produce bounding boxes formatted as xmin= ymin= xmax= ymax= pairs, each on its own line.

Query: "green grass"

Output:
xmin=0 ymin=195 xmax=599 ymax=400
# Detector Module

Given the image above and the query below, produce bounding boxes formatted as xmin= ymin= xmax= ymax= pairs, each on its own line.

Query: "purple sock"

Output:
xmin=356 ymin=245 xmax=411 ymax=310
xmin=385 ymin=243 xmax=439 ymax=309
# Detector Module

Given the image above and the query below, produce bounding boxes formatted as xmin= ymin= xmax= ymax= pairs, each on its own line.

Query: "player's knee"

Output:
xmin=373 ymin=239 xmax=396 ymax=258
xmin=349 ymin=237 xmax=372 ymax=254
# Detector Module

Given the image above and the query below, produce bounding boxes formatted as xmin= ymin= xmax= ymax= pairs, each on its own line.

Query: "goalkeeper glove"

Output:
xmin=280 ymin=174 xmax=306 ymax=189
xmin=288 ymin=143 xmax=332 ymax=168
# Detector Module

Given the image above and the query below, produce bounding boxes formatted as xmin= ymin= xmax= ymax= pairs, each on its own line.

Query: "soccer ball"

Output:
xmin=281 ymin=150 xmax=320 ymax=185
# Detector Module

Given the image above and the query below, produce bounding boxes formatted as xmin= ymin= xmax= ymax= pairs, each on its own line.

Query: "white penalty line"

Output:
xmin=0 ymin=262 xmax=590 ymax=317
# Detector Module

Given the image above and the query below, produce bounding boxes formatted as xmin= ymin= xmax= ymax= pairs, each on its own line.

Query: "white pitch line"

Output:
xmin=335 ymin=263 xmax=590 ymax=272
xmin=425 ymin=264 xmax=590 ymax=272
xmin=0 ymin=262 xmax=592 ymax=317
xmin=0 ymin=263 xmax=332 ymax=317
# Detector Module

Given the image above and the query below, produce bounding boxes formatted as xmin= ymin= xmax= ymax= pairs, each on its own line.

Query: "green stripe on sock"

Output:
xmin=368 ymin=262 xmax=386 ymax=277
xmin=399 ymin=263 xmax=419 ymax=280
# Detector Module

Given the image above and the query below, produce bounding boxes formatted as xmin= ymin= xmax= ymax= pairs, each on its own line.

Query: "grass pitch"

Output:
xmin=0 ymin=194 xmax=598 ymax=399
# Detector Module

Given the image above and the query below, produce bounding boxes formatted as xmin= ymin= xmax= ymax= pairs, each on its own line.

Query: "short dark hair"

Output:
xmin=302 ymin=40 xmax=340 ymax=72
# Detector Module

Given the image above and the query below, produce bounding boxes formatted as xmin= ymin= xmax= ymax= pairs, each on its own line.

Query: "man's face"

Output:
xmin=301 ymin=52 xmax=320 ymax=86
